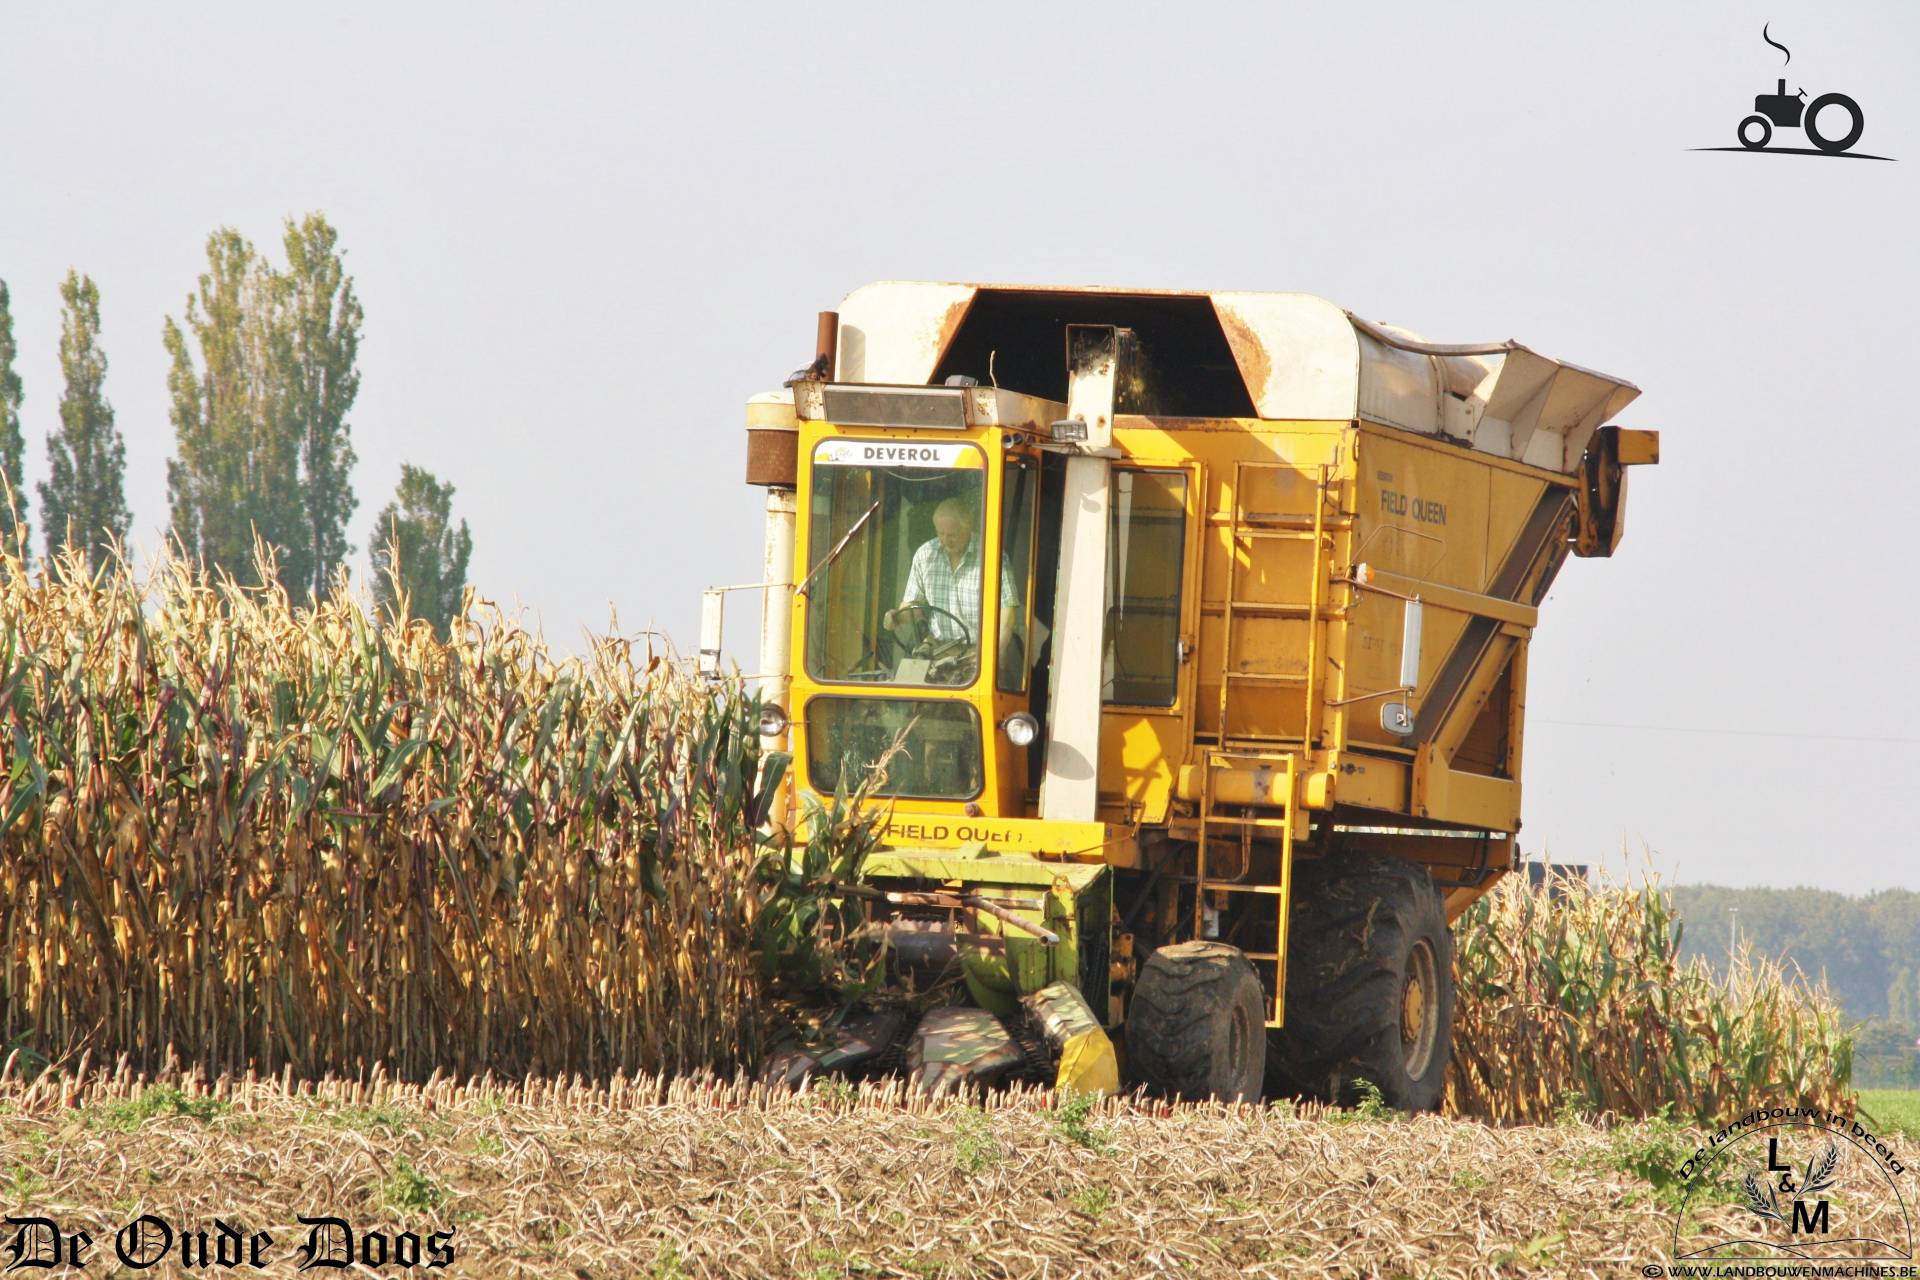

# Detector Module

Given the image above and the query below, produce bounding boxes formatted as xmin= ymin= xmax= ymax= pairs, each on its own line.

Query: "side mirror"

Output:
xmin=1381 ymin=597 xmax=1423 ymax=737
xmin=1399 ymin=597 xmax=1424 ymax=693
xmin=698 ymin=589 xmax=725 ymax=676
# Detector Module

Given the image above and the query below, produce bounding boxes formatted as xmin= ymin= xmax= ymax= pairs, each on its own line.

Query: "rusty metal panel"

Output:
xmin=1210 ymin=292 xmax=1361 ymax=422
xmin=835 ymin=282 xmax=977 ymax=384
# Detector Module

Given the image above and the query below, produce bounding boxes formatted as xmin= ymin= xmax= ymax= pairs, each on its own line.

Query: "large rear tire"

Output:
xmin=1268 ymin=853 xmax=1455 ymax=1112
xmin=1126 ymin=940 xmax=1266 ymax=1102
xmin=1804 ymin=93 xmax=1863 ymax=154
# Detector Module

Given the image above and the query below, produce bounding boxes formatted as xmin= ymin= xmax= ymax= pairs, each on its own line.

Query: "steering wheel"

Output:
xmin=892 ymin=602 xmax=973 ymax=649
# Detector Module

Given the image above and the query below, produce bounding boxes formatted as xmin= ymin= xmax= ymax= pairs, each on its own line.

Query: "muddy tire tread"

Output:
xmin=1127 ymin=941 xmax=1265 ymax=1102
xmin=1268 ymin=852 xmax=1455 ymax=1112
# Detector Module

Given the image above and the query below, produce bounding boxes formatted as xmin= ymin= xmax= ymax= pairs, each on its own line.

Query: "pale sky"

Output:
xmin=3 ymin=2 xmax=1915 ymax=890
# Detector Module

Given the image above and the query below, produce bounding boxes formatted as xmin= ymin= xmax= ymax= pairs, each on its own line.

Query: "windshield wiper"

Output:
xmin=795 ymin=500 xmax=880 ymax=599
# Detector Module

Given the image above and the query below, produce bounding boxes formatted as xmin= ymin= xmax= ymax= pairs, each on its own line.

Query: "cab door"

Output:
xmin=990 ymin=449 xmax=1044 ymax=814
xmin=1096 ymin=460 xmax=1203 ymax=824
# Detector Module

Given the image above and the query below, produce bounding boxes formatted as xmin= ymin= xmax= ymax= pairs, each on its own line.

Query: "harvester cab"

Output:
xmin=704 ymin=283 xmax=1659 ymax=1109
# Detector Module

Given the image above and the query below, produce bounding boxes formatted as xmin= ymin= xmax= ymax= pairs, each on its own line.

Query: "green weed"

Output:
xmin=1601 ymin=1108 xmax=1738 ymax=1211
xmin=377 ymin=1156 xmax=450 ymax=1215
xmin=322 ymin=1102 xmax=452 ymax=1140
xmin=1554 ymin=1089 xmax=1592 ymax=1127
xmin=1450 ymin=1167 xmax=1490 ymax=1192
xmin=1328 ymin=1078 xmax=1392 ymax=1124
xmin=85 ymin=1086 xmax=229 ymax=1131
xmin=1070 ymin=1186 xmax=1113 ymax=1220
xmin=1490 ymin=1231 xmax=1566 ymax=1268
xmin=806 ymin=1244 xmax=883 ymax=1276
xmin=1053 ymin=1088 xmax=1113 ymax=1153
xmin=6 ymin=1167 xmax=45 ymax=1205
xmin=648 ymin=1242 xmax=687 ymax=1279
xmin=953 ymin=1108 xmax=998 ymax=1174
xmin=804 ymin=1077 xmax=858 ymax=1110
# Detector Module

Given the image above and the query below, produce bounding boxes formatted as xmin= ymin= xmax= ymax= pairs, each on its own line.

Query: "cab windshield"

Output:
xmin=804 ymin=439 xmax=997 ymax=688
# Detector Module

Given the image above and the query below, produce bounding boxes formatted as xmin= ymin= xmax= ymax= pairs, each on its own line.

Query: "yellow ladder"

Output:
xmin=1214 ymin=462 xmax=1337 ymax=749
xmin=1200 ymin=461 xmax=1341 ymax=1026
xmin=1194 ymin=749 xmax=1296 ymax=1027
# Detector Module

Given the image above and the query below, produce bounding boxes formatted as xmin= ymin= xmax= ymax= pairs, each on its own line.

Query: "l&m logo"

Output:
xmin=1694 ymin=24 xmax=1894 ymax=162
xmin=1665 ymin=1108 xmax=1913 ymax=1265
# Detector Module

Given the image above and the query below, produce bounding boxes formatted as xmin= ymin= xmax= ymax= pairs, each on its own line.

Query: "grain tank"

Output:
xmin=708 ymin=283 xmax=1659 ymax=1108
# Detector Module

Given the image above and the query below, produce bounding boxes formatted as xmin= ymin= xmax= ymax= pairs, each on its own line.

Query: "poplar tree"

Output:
xmin=165 ymin=230 xmax=301 ymax=587
xmin=283 ymin=214 xmax=362 ymax=599
xmin=164 ymin=215 xmax=360 ymax=597
xmin=370 ymin=465 xmax=472 ymax=637
xmin=39 ymin=271 xmax=131 ymax=571
xmin=0 ymin=280 xmax=26 ymax=563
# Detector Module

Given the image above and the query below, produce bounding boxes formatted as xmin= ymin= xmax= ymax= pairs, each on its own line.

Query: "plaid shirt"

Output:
xmin=900 ymin=535 xmax=1019 ymax=642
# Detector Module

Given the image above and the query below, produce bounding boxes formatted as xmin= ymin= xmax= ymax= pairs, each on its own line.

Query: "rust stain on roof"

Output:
xmin=1212 ymin=301 xmax=1269 ymax=410
xmin=934 ymin=297 xmax=974 ymax=371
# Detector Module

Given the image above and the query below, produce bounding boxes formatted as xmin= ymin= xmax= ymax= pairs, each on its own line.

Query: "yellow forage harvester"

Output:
xmin=712 ymin=283 xmax=1659 ymax=1108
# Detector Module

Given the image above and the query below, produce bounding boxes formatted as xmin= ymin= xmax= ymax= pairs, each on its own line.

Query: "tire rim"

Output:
xmin=1400 ymin=938 xmax=1439 ymax=1079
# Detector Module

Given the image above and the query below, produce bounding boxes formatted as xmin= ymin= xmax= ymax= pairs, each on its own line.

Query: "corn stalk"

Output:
xmin=1 ymin=543 xmax=782 ymax=1080
xmin=1447 ymin=868 xmax=1854 ymax=1123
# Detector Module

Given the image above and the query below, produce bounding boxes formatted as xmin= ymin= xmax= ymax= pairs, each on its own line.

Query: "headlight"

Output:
xmin=757 ymin=704 xmax=789 ymax=737
xmin=1002 ymin=712 xmax=1039 ymax=747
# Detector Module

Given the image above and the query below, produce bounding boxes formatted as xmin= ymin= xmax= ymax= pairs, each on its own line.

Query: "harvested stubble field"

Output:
xmin=0 ymin=1068 xmax=1777 ymax=1279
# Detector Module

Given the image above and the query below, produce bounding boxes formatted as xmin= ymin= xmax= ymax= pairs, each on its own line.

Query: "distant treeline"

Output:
xmin=0 ymin=216 xmax=471 ymax=635
xmin=1667 ymin=885 xmax=1920 ymax=1027
xmin=1666 ymin=885 xmax=1920 ymax=1087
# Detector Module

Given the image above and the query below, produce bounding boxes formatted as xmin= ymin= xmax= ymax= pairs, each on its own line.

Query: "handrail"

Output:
xmin=1351 ymin=564 xmax=1538 ymax=629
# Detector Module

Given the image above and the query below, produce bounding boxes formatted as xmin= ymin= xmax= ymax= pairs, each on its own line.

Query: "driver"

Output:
xmin=883 ymin=496 xmax=1019 ymax=648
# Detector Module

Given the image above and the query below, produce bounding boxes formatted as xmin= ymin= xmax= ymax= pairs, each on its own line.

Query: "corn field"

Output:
xmin=2 ymin=548 xmax=1855 ymax=1120
xmin=1448 ymin=869 xmax=1854 ymax=1124
xmin=1 ymin=544 xmax=784 ymax=1081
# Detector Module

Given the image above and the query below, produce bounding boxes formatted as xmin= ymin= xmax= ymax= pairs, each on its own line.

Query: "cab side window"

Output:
xmin=1103 ymin=469 xmax=1187 ymax=707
